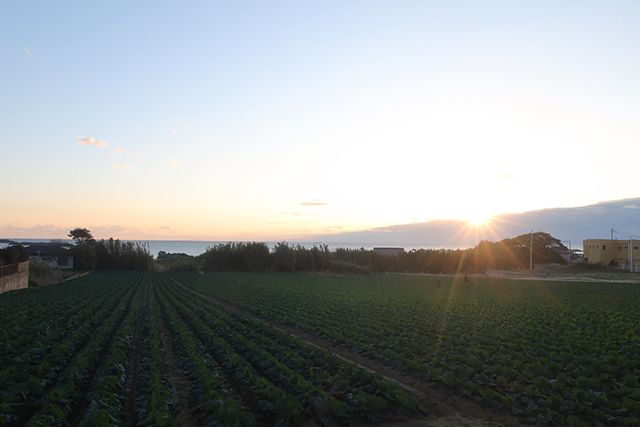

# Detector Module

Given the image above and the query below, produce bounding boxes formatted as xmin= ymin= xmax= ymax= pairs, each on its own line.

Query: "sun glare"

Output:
xmin=466 ymin=214 xmax=492 ymax=227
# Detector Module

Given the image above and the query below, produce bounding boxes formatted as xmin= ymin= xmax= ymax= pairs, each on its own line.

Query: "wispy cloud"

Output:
xmin=301 ymin=200 xmax=328 ymax=207
xmin=112 ymin=146 xmax=125 ymax=155
xmin=78 ymin=136 xmax=109 ymax=148
xmin=113 ymin=163 xmax=130 ymax=170
xmin=23 ymin=47 xmax=32 ymax=57
xmin=623 ymin=204 xmax=640 ymax=209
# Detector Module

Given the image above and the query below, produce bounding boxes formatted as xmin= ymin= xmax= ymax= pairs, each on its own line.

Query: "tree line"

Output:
xmin=69 ymin=228 xmax=153 ymax=271
xmin=65 ymin=228 xmax=568 ymax=273
xmin=198 ymin=232 xmax=569 ymax=274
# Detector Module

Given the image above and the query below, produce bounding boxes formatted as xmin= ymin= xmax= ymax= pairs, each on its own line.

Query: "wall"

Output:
xmin=0 ymin=261 xmax=29 ymax=293
xmin=584 ymin=239 xmax=640 ymax=270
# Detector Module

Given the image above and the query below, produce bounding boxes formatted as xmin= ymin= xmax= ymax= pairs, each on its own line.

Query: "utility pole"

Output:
xmin=529 ymin=231 xmax=533 ymax=271
xmin=629 ymin=236 xmax=639 ymax=273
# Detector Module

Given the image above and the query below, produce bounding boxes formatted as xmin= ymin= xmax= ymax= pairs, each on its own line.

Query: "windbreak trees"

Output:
xmin=67 ymin=228 xmax=152 ymax=271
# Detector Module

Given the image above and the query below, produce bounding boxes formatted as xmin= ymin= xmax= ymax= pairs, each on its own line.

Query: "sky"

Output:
xmin=2 ymin=1 xmax=639 ymax=240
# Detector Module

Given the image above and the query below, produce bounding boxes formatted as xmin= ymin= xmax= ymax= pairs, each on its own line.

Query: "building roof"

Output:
xmin=24 ymin=243 xmax=74 ymax=256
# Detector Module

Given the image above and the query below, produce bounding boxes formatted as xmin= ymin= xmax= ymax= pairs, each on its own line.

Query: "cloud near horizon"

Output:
xmin=1 ymin=224 xmax=151 ymax=240
xmin=113 ymin=163 xmax=130 ymax=170
xmin=78 ymin=137 xmax=109 ymax=148
xmin=2 ymin=224 xmax=67 ymax=237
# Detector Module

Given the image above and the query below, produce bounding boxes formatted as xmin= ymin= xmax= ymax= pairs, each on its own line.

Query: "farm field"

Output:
xmin=180 ymin=272 xmax=640 ymax=426
xmin=0 ymin=272 xmax=639 ymax=426
xmin=0 ymin=272 xmax=421 ymax=427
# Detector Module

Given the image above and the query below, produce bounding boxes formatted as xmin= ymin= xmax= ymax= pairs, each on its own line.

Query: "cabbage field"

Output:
xmin=1 ymin=271 xmax=639 ymax=426
xmin=0 ymin=272 xmax=421 ymax=426
xmin=181 ymin=272 xmax=640 ymax=426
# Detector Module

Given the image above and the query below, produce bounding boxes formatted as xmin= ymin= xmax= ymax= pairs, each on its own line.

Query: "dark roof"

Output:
xmin=24 ymin=244 xmax=74 ymax=256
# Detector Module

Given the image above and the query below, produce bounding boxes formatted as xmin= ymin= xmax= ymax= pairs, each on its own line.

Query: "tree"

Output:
xmin=72 ymin=243 xmax=97 ymax=270
xmin=68 ymin=228 xmax=94 ymax=244
xmin=0 ymin=245 xmax=28 ymax=266
xmin=272 ymin=242 xmax=297 ymax=272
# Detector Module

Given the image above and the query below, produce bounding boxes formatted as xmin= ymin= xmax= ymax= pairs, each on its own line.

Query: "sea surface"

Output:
xmin=2 ymin=239 xmax=381 ymax=257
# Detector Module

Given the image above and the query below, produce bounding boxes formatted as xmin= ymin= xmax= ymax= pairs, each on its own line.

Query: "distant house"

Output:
xmin=373 ymin=247 xmax=405 ymax=256
xmin=583 ymin=239 xmax=640 ymax=272
xmin=24 ymin=243 xmax=75 ymax=269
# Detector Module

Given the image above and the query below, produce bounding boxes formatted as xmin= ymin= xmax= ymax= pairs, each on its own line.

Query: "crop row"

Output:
xmin=155 ymin=273 xmax=422 ymax=425
xmin=0 ymin=272 xmax=143 ymax=425
xmin=1 ymin=271 xmax=425 ymax=426
xmin=176 ymin=271 xmax=640 ymax=426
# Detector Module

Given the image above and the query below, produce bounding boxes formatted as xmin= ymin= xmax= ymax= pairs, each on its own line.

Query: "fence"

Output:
xmin=0 ymin=261 xmax=29 ymax=293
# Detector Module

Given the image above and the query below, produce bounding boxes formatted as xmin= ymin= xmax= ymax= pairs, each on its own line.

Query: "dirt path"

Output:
xmin=485 ymin=272 xmax=640 ymax=283
xmin=61 ymin=271 xmax=91 ymax=282
xmin=154 ymin=288 xmax=200 ymax=427
xmin=122 ymin=281 xmax=149 ymax=427
xmin=397 ymin=271 xmax=640 ymax=284
xmin=172 ymin=281 xmax=525 ymax=427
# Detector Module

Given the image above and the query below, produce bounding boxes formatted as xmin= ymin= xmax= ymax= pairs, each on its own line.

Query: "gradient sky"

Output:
xmin=2 ymin=1 xmax=639 ymax=240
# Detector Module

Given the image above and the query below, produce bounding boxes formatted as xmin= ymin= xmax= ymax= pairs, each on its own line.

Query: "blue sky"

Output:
xmin=2 ymin=1 xmax=640 ymax=239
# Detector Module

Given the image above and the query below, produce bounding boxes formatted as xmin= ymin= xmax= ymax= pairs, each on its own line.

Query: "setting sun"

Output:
xmin=466 ymin=214 xmax=492 ymax=227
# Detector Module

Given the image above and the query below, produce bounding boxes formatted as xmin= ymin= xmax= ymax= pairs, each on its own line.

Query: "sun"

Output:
xmin=466 ymin=214 xmax=492 ymax=227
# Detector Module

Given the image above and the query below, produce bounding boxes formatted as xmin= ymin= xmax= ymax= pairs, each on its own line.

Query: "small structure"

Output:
xmin=157 ymin=251 xmax=192 ymax=260
xmin=373 ymin=247 xmax=405 ymax=256
xmin=583 ymin=239 xmax=640 ymax=272
xmin=0 ymin=261 xmax=29 ymax=293
xmin=24 ymin=243 xmax=75 ymax=269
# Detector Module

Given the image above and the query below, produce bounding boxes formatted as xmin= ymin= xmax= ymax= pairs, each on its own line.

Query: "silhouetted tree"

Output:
xmin=272 ymin=242 xmax=297 ymax=272
xmin=68 ymin=228 xmax=94 ymax=244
